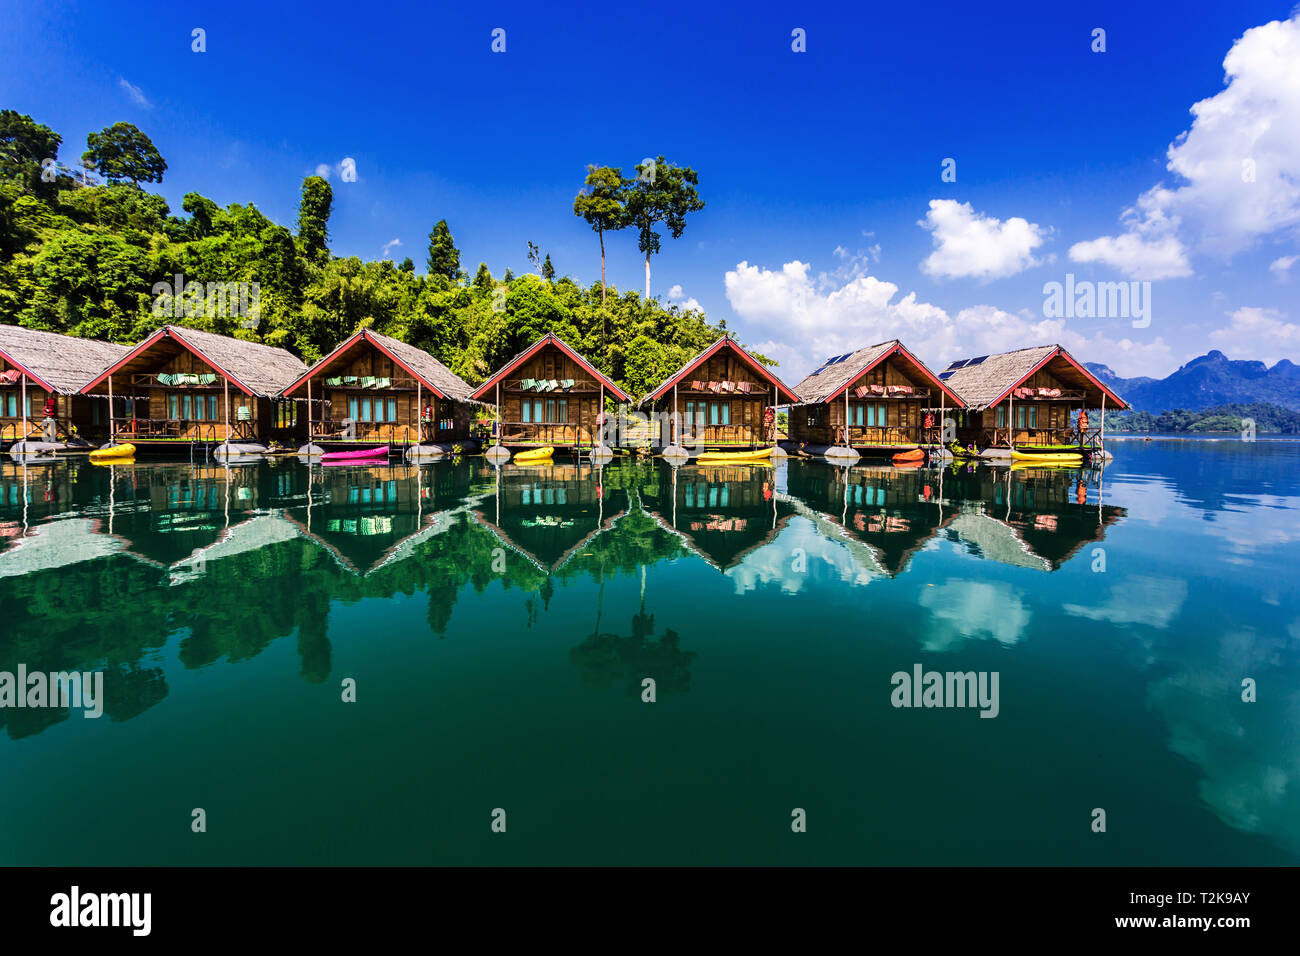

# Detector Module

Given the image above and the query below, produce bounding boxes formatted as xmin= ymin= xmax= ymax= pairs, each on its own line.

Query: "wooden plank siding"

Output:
xmin=0 ymin=359 xmax=110 ymax=442
xmin=789 ymin=354 xmax=936 ymax=448
xmin=498 ymin=342 xmax=605 ymax=448
xmin=960 ymin=366 xmax=1084 ymax=448
xmin=311 ymin=341 xmax=472 ymax=444
xmin=656 ymin=351 xmax=776 ymax=449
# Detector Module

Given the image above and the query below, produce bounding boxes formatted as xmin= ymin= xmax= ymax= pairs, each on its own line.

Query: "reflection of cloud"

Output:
xmin=728 ymin=516 xmax=879 ymax=595
xmin=1064 ymin=575 xmax=1188 ymax=629
xmin=918 ymin=579 xmax=1030 ymax=651
xmin=1146 ymin=627 xmax=1300 ymax=852
xmin=1206 ymin=494 xmax=1300 ymax=560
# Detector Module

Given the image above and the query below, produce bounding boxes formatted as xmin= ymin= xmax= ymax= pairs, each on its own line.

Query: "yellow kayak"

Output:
xmin=1010 ymin=449 xmax=1082 ymax=464
xmin=89 ymin=442 xmax=136 ymax=462
xmin=513 ymin=446 xmax=555 ymax=464
xmin=696 ymin=448 xmax=773 ymax=463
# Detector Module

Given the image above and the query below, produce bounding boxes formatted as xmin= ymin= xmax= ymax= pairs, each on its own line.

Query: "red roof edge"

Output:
xmin=0 ymin=347 xmax=57 ymax=393
xmin=80 ymin=326 xmax=256 ymax=397
xmin=823 ymin=341 xmax=966 ymax=407
xmin=988 ymin=346 xmax=1129 ymax=410
xmin=470 ymin=333 xmax=631 ymax=403
xmin=281 ymin=330 xmax=451 ymax=400
xmin=647 ymin=337 xmax=799 ymax=405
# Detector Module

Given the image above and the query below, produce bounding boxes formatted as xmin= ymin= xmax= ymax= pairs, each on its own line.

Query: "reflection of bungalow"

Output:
xmin=639 ymin=336 xmax=799 ymax=451
xmin=1 ymin=324 xmax=129 ymax=450
xmin=641 ymin=462 xmax=793 ymax=571
xmin=0 ymin=517 xmax=134 ymax=577
xmin=472 ymin=333 xmax=630 ymax=451
xmin=782 ymin=460 xmax=951 ymax=575
xmin=940 ymin=466 xmax=1125 ymax=570
xmin=281 ymin=329 xmax=478 ymax=449
xmin=938 ymin=345 xmax=1127 ymax=452
xmin=472 ymin=462 xmax=628 ymax=572
xmin=788 ymin=340 xmax=965 ymax=453
xmin=80 ymin=326 xmax=307 ymax=451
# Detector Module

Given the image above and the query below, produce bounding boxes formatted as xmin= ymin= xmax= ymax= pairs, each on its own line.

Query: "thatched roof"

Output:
xmin=471 ymin=332 xmax=631 ymax=403
xmin=0 ymin=325 xmax=130 ymax=395
xmin=82 ymin=326 xmax=307 ymax=398
xmin=639 ymin=335 xmax=800 ymax=407
xmin=939 ymin=344 xmax=1128 ymax=410
xmin=791 ymin=339 xmax=966 ymax=406
xmin=283 ymin=328 xmax=478 ymax=403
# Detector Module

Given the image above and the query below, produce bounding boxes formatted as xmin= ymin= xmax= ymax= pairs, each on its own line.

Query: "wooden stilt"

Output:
xmin=107 ymin=375 xmax=115 ymax=444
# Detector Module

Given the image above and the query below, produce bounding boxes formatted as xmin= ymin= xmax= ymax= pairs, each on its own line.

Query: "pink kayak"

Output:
xmin=320 ymin=446 xmax=390 ymax=463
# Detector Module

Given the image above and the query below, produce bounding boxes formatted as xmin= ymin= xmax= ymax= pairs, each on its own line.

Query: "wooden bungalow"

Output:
xmin=280 ymin=329 xmax=478 ymax=451
xmin=787 ymin=340 xmax=966 ymax=453
xmin=0 ymin=324 xmax=130 ymax=451
xmin=938 ymin=345 xmax=1128 ymax=453
xmin=80 ymin=326 xmax=308 ymax=452
xmin=639 ymin=336 xmax=799 ymax=451
xmin=471 ymin=333 xmax=631 ymax=450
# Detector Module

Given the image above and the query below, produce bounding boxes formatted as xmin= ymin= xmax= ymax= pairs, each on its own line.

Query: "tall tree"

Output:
xmin=82 ymin=122 xmax=167 ymax=186
xmin=623 ymin=156 xmax=704 ymax=300
xmin=297 ymin=175 xmax=333 ymax=262
xmin=427 ymin=219 xmax=460 ymax=281
xmin=0 ymin=110 xmax=62 ymax=197
xmin=572 ymin=164 xmax=627 ymax=305
xmin=542 ymin=253 xmax=555 ymax=281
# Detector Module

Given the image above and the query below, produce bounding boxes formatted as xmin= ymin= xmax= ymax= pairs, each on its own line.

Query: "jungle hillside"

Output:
xmin=0 ymin=110 xmax=768 ymax=398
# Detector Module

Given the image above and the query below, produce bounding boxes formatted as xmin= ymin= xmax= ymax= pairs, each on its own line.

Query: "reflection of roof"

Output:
xmin=471 ymin=499 xmax=629 ymax=574
xmin=167 ymin=513 xmax=305 ymax=585
xmin=776 ymin=495 xmax=887 ymax=577
xmin=0 ymin=518 xmax=129 ymax=577
xmin=945 ymin=510 xmax=1052 ymax=571
xmin=641 ymin=474 xmax=793 ymax=572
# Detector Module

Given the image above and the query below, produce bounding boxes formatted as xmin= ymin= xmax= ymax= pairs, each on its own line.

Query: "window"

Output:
xmin=708 ymin=401 xmax=730 ymax=425
xmin=849 ymin=403 xmax=865 ymax=427
xmin=361 ymin=397 xmax=372 ymax=422
xmin=209 ymin=395 xmax=219 ymax=420
xmin=1015 ymin=405 xmax=1037 ymax=429
xmin=996 ymin=405 xmax=1006 ymax=428
xmin=387 ymin=398 xmax=397 ymax=423
xmin=864 ymin=403 xmax=886 ymax=427
xmin=169 ymin=394 xmax=180 ymax=420
xmin=2 ymin=393 xmax=16 ymax=417
xmin=348 ymin=396 xmax=359 ymax=421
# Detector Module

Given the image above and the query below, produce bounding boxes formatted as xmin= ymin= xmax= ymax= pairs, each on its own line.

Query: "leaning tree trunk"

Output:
xmin=599 ymin=228 xmax=606 ymax=305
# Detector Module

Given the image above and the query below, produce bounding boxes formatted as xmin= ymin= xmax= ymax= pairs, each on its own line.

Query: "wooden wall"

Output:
xmin=788 ymin=355 xmax=935 ymax=446
xmin=498 ymin=343 xmax=605 ymax=446
xmin=652 ymin=349 xmax=776 ymax=448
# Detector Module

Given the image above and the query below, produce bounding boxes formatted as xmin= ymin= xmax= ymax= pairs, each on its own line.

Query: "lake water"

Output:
xmin=1 ymin=438 xmax=1297 ymax=865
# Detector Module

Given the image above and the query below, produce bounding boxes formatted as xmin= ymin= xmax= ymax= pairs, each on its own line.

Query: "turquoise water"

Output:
xmin=1 ymin=439 xmax=1297 ymax=865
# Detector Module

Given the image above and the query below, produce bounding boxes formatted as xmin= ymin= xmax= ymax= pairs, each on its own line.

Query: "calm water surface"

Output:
xmin=1 ymin=439 xmax=1297 ymax=865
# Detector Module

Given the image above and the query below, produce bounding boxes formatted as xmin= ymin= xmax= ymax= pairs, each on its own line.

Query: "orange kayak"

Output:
xmin=892 ymin=449 xmax=926 ymax=463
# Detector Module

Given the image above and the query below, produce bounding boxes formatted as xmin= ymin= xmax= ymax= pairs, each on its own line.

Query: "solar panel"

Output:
xmin=945 ymin=359 xmax=970 ymax=371
xmin=832 ymin=353 xmax=852 ymax=364
xmin=938 ymin=370 xmax=956 ymax=380
xmin=967 ymin=355 xmax=988 ymax=365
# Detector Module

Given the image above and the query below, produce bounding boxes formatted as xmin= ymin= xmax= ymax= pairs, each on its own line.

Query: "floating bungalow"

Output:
xmin=786 ymin=340 xmax=966 ymax=456
xmin=639 ymin=336 xmax=799 ymax=452
xmin=471 ymin=332 xmax=631 ymax=453
xmin=80 ymin=326 xmax=308 ymax=455
xmin=280 ymin=329 xmax=479 ymax=455
xmin=0 ymin=324 xmax=130 ymax=453
xmin=937 ymin=345 xmax=1128 ymax=455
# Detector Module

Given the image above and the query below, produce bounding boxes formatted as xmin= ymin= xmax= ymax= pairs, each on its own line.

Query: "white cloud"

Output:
xmin=1270 ymin=255 xmax=1298 ymax=278
xmin=724 ymin=258 xmax=1175 ymax=381
xmin=1069 ymin=231 xmax=1193 ymax=281
xmin=667 ymin=284 xmax=702 ymax=312
xmin=381 ymin=238 xmax=402 ymax=258
xmin=1209 ymin=306 xmax=1300 ymax=365
xmin=1071 ymin=13 xmax=1300 ymax=276
xmin=118 ymin=78 xmax=152 ymax=109
xmin=314 ymin=164 xmax=331 ymax=179
xmin=918 ymin=199 xmax=1049 ymax=280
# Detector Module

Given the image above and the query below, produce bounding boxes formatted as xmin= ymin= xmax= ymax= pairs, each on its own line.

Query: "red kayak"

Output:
xmin=320 ymin=446 xmax=390 ymax=463
xmin=892 ymin=448 xmax=925 ymax=463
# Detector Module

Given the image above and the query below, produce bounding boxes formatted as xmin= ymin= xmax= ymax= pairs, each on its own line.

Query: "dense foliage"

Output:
xmin=1108 ymin=403 xmax=1300 ymax=434
xmin=0 ymin=110 xmax=764 ymax=397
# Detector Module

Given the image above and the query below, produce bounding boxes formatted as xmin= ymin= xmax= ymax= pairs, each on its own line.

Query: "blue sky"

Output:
xmin=3 ymin=0 xmax=1298 ymax=381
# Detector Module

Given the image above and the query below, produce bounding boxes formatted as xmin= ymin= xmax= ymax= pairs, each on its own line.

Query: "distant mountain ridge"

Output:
xmin=1086 ymin=351 xmax=1300 ymax=412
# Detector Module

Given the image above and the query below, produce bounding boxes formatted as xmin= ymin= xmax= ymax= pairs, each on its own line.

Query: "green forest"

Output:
xmin=1108 ymin=403 xmax=1300 ymax=434
xmin=0 ymin=110 xmax=767 ymax=398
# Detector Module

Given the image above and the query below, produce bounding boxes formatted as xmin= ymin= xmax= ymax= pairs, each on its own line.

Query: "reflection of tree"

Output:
xmin=102 ymin=662 xmax=168 ymax=722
